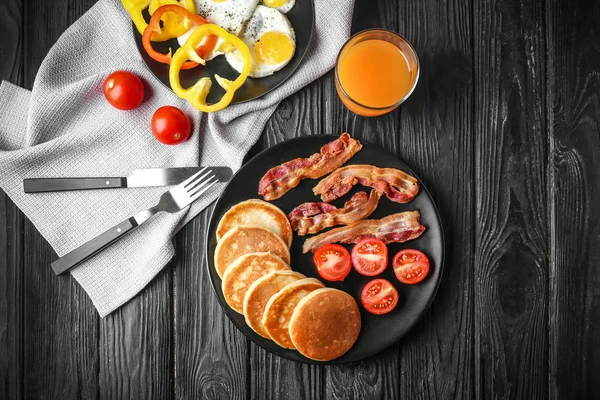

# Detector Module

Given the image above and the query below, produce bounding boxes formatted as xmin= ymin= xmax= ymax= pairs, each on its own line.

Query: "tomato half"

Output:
xmin=351 ymin=238 xmax=388 ymax=276
xmin=151 ymin=106 xmax=192 ymax=145
xmin=103 ymin=71 xmax=144 ymax=110
xmin=360 ymin=278 xmax=398 ymax=315
xmin=313 ymin=244 xmax=352 ymax=281
xmin=392 ymin=249 xmax=430 ymax=284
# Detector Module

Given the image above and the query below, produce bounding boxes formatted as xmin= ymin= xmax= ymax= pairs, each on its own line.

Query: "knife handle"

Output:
xmin=23 ymin=177 xmax=125 ymax=193
xmin=51 ymin=217 xmax=139 ymax=275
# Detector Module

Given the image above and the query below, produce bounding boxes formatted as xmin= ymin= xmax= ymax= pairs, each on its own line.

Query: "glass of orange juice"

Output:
xmin=335 ymin=29 xmax=419 ymax=117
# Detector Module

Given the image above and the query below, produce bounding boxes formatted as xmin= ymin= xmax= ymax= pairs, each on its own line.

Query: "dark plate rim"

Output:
xmin=203 ymin=134 xmax=446 ymax=364
xmin=132 ymin=0 xmax=316 ymax=106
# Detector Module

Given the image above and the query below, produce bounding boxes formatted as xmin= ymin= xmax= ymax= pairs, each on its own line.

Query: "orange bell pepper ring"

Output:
xmin=170 ymin=24 xmax=251 ymax=112
xmin=148 ymin=0 xmax=194 ymax=40
xmin=122 ymin=0 xmax=195 ymax=41
xmin=142 ymin=4 xmax=219 ymax=70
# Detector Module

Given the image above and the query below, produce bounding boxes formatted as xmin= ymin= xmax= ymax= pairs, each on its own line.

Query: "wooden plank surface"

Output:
xmin=473 ymin=0 xmax=549 ymax=398
xmin=173 ymin=208 xmax=248 ymax=400
xmin=2 ymin=0 xmax=600 ymax=398
xmin=0 ymin=188 xmax=23 ymax=400
xmin=0 ymin=1 xmax=23 ymax=399
xmin=396 ymin=0 xmax=475 ymax=398
xmin=548 ymin=0 xmax=600 ymax=399
xmin=99 ymin=272 xmax=173 ymax=400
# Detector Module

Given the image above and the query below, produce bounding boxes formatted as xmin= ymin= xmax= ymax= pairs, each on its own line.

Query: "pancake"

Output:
xmin=262 ymin=278 xmax=324 ymax=349
xmin=214 ymin=225 xmax=291 ymax=278
xmin=222 ymin=252 xmax=290 ymax=313
xmin=289 ymin=288 xmax=361 ymax=361
xmin=243 ymin=270 xmax=305 ymax=339
xmin=216 ymin=199 xmax=293 ymax=248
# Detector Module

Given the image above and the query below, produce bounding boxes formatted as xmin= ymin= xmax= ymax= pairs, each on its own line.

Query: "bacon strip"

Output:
xmin=288 ymin=190 xmax=382 ymax=236
xmin=312 ymin=164 xmax=419 ymax=204
xmin=258 ymin=133 xmax=362 ymax=201
xmin=302 ymin=211 xmax=426 ymax=253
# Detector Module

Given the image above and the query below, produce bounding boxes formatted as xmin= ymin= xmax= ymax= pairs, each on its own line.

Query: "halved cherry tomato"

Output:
xmin=313 ymin=244 xmax=352 ymax=281
xmin=103 ymin=71 xmax=145 ymax=110
xmin=360 ymin=278 xmax=398 ymax=315
xmin=392 ymin=249 xmax=430 ymax=284
xmin=351 ymin=238 xmax=388 ymax=276
xmin=151 ymin=106 xmax=191 ymax=145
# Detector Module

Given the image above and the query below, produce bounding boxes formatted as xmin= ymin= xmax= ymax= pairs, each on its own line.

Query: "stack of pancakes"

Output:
xmin=214 ymin=199 xmax=361 ymax=361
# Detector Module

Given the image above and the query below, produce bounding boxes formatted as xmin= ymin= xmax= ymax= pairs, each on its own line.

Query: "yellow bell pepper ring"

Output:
xmin=121 ymin=0 xmax=151 ymax=37
xmin=169 ymin=24 xmax=252 ymax=113
xmin=121 ymin=0 xmax=195 ymax=41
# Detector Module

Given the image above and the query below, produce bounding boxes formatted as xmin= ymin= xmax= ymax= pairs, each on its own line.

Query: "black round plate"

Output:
xmin=133 ymin=2 xmax=315 ymax=105
xmin=205 ymin=135 xmax=445 ymax=364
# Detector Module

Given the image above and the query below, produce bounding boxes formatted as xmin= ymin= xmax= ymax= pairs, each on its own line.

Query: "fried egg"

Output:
xmin=177 ymin=0 xmax=259 ymax=53
xmin=225 ymin=5 xmax=296 ymax=78
xmin=261 ymin=0 xmax=295 ymax=14
xmin=192 ymin=0 xmax=259 ymax=35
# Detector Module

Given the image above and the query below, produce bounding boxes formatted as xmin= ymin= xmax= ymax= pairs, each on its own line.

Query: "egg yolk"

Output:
xmin=254 ymin=32 xmax=294 ymax=65
xmin=263 ymin=0 xmax=288 ymax=7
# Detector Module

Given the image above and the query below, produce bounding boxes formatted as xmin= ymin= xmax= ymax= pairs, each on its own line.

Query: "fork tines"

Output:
xmin=184 ymin=167 xmax=219 ymax=200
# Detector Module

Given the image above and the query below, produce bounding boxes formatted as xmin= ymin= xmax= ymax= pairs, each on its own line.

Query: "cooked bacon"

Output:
xmin=258 ymin=133 xmax=362 ymax=201
xmin=288 ymin=190 xmax=382 ymax=236
xmin=312 ymin=164 xmax=419 ymax=204
xmin=302 ymin=211 xmax=425 ymax=253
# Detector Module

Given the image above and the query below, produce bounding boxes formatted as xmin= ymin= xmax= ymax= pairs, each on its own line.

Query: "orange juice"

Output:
xmin=335 ymin=30 xmax=419 ymax=116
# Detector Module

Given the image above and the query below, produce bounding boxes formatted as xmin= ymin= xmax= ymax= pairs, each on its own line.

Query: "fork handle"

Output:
xmin=24 ymin=177 xmax=125 ymax=193
xmin=51 ymin=217 xmax=138 ymax=275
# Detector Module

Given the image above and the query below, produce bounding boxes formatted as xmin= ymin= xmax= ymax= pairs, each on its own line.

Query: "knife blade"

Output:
xmin=23 ymin=167 xmax=232 ymax=193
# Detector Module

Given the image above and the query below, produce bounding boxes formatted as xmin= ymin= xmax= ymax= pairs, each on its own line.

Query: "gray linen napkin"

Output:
xmin=0 ymin=0 xmax=354 ymax=317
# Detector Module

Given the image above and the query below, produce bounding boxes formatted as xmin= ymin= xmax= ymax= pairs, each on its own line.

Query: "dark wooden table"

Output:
xmin=2 ymin=0 xmax=599 ymax=398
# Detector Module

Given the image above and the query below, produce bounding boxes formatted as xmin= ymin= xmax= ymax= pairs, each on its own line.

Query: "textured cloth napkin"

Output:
xmin=0 ymin=0 xmax=354 ymax=317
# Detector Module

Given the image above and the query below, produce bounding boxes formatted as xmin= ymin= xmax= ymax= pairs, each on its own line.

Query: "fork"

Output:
xmin=51 ymin=167 xmax=218 ymax=276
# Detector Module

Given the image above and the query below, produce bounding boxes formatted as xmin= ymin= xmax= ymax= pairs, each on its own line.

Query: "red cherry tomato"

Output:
xmin=351 ymin=238 xmax=388 ymax=276
xmin=103 ymin=71 xmax=144 ymax=110
xmin=360 ymin=278 xmax=398 ymax=315
xmin=392 ymin=249 xmax=430 ymax=284
xmin=313 ymin=244 xmax=352 ymax=281
xmin=151 ymin=106 xmax=192 ymax=145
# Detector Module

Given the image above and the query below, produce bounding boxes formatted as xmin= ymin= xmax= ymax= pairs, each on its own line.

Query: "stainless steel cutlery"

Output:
xmin=50 ymin=167 xmax=219 ymax=275
xmin=23 ymin=166 xmax=232 ymax=193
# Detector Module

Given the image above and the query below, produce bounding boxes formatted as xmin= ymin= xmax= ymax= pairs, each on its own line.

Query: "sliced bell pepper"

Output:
xmin=169 ymin=24 xmax=251 ymax=112
xmin=121 ymin=0 xmax=195 ymax=41
xmin=142 ymin=5 xmax=219 ymax=70
xmin=148 ymin=0 xmax=195 ymax=39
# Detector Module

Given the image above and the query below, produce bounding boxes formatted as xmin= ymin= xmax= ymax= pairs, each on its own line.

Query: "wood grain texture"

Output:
xmin=548 ymin=0 xmax=600 ymax=399
xmin=0 ymin=0 xmax=23 ymax=399
xmin=21 ymin=220 xmax=99 ymax=400
xmin=0 ymin=0 xmax=22 ymax=83
xmin=248 ymin=80 xmax=325 ymax=400
xmin=99 ymin=271 xmax=172 ymax=400
xmin=173 ymin=207 xmax=248 ymax=400
xmin=245 ymin=75 xmax=325 ymax=162
xmin=474 ymin=0 xmax=549 ymax=398
xmin=249 ymin=347 xmax=323 ymax=400
xmin=4 ymin=0 xmax=600 ymax=398
xmin=395 ymin=0 xmax=475 ymax=398
xmin=321 ymin=1 xmax=402 ymax=398
xmin=0 ymin=192 xmax=24 ymax=400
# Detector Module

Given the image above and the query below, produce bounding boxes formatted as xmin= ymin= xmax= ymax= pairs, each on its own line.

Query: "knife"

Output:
xmin=23 ymin=167 xmax=232 ymax=193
